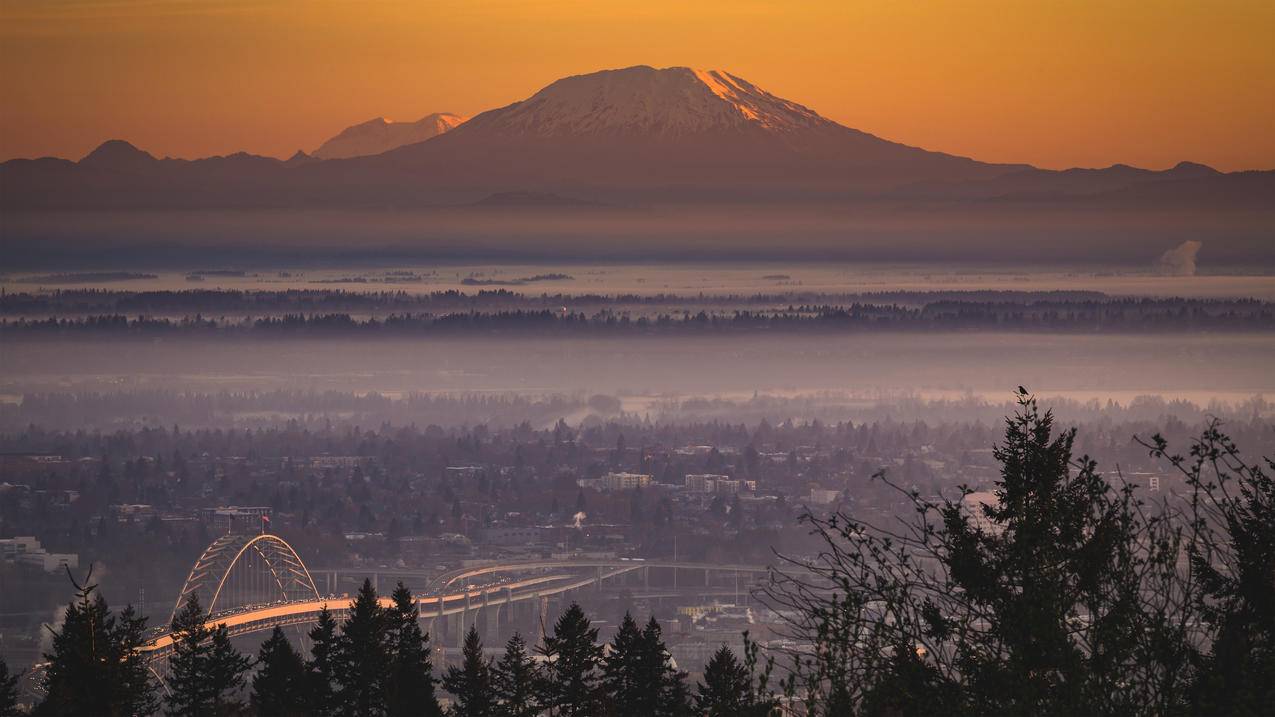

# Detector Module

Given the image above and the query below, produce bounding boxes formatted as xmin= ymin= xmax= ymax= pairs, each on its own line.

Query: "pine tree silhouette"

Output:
xmin=36 ymin=566 xmax=157 ymax=716
xmin=443 ymin=626 xmax=495 ymax=717
xmin=491 ymin=633 xmax=540 ymax=717
xmin=250 ymin=626 xmax=307 ymax=717
xmin=385 ymin=582 xmax=442 ymax=717
xmin=305 ymin=607 xmax=340 ymax=717
xmin=333 ymin=579 xmax=390 ymax=716
xmin=536 ymin=603 xmax=603 ymax=717
xmin=166 ymin=593 xmax=250 ymax=717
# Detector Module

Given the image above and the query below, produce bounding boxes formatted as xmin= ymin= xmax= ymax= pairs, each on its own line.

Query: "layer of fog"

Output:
xmin=5 ymin=202 xmax=1273 ymax=270
xmin=3 ymin=333 xmax=1271 ymax=429
xmin=6 ymin=262 xmax=1275 ymax=301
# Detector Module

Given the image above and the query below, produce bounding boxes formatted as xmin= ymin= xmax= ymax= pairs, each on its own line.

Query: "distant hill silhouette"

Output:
xmin=312 ymin=113 xmax=464 ymax=159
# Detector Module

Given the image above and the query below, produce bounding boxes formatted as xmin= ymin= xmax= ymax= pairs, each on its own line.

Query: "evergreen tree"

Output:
xmin=385 ymin=582 xmax=442 ymax=717
xmin=491 ymin=633 xmax=540 ymax=717
xmin=695 ymin=646 xmax=752 ymax=717
xmin=536 ymin=603 xmax=603 ymax=717
xmin=333 ymin=579 xmax=390 ymax=717
xmin=36 ymin=567 xmax=157 ymax=717
xmin=0 ymin=656 xmax=20 ymax=717
xmin=166 ymin=593 xmax=251 ymax=717
xmin=305 ymin=607 xmax=340 ymax=717
xmin=442 ymin=626 xmax=494 ymax=717
xmin=207 ymin=627 xmax=252 ymax=714
xmin=693 ymin=643 xmax=770 ymax=714
xmin=602 ymin=614 xmax=688 ymax=717
xmin=250 ymin=627 xmax=307 ymax=717
xmin=767 ymin=390 xmax=1190 ymax=716
xmin=1144 ymin=425 xmax=1275 ymax=715
xmin=640 ymin=617 xmax=689 ymax=717
xmin=601 ymin=613 xmax=644 ymax=716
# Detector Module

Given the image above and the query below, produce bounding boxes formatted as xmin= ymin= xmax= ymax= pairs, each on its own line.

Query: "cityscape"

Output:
xmin=2 ymin=1 xmax=1274 ymax=715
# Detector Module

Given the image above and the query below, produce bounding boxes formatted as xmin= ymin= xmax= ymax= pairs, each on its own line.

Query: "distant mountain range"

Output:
xmin=4 ymin=65 xmax=1269 ymax=211
xmin=312 ymin=113 xmax=464 ymax=160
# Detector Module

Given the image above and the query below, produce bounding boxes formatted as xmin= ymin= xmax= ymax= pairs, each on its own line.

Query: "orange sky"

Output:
xmin=2 ymin=0 xmax=1272 ymax=170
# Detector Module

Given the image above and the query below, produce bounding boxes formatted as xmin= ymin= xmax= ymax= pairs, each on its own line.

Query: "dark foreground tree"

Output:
xmin=36 ymin=567 xmax=157 ymax=717
xmin=767 ymin=389 xmax=1193 ymax=716
xmin=492 ymin=633 xmax=540 ymax=717
xmin=696 ymin=646 xmax=751 ymax=717
xmin=305 ymin=607 xmax=341 ymax=717
xmin=166 ymin=593 xmax=251 ymax=717
xmin=601 ymin=615 xmax=688 ymax=717
xmin=250 ymin=627 xmax=307 ymax=717
xmin=601 ymin=613 xmax=646 ymax=715
xmin=640 ymin=616 xmax=690 ymax=717
xmin=1144 ymin=424 xmax=1275 ymax=715
xmin=0 ymin=656 xmax=21 ymax=717
xmin=333 ymin=579 xmax=390 ymax=717
xmin=537 ymin=603 xmax=603 ymax=717
xmin=443 ymin=626 xmax=494 ymax=717
xmin=385 ymin=582 xmax=442 ymax=717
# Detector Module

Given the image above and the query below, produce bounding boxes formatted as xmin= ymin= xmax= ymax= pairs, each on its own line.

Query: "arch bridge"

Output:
xmin=146 ymin=533 xmax=779 ymax=664
xmin=171 ymin=533 xmax=319 ymax=624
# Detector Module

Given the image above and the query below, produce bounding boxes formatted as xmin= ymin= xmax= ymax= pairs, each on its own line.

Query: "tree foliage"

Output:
xmin=385 ymin=582 xmax=442 ymax=717
xmin=0 ymin=656 xmax=21 ymax=717
xmin=767 ymin=388 xmax=1275 ymax=716
xmin=333 ymin=579 xmax=391 ymax=717
xmin=695 ymin=646 xmax=754 ymax=717
xmin=536 ymin=603 xmax=603 ymax=717
xmin=251 ymin=626 xmax=308 ymax=717
xmin=35 ymin=567 xmax=157 ymax=717
xmin=443 ymin=626 xmax=495 ymax=717
xmin=305 ymin=607 xmax=340 ymax=717
xmin=492 ymin=633 xmax=541 ymax=717
xmin=166 ymin=593 xmax=252 ymax=717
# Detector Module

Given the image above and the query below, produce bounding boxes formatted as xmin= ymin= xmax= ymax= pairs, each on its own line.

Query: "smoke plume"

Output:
xmin=1155 ymin=240 xmax=1203 ymax=276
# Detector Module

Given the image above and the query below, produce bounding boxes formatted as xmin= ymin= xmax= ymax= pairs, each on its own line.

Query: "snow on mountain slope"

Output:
xmin=313 ymin=113 xmax=464 ymax=159
xmin=367 ymin=65 xmax=1016 ymax=198
xmin=457 ymin=66 xmax=833 ymax=138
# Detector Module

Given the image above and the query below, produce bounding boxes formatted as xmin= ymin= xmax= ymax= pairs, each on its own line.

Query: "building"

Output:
xmin=309 ymin=455 xmax=366 ymax=469
xmin=808 ymin=488 xmax=841 ymax=505
xmin=0 ymin=536 xmax=79 ymax=573
xmin=686 ymin=474 xmax=756 ymax=495
xmin=579 ymin=472 xmax=653 ymax=492
xmin=685 ymin=474 xmax=728 ymax=493
xmin=199 ymin=506 xmax=272 ymax=533
xmin=482 ymin=526 xmax=544 ymax=545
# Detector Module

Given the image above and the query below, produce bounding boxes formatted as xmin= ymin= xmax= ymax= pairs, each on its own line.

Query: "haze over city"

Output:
xmin=1 ymin=2 xmax=1273 ymax=716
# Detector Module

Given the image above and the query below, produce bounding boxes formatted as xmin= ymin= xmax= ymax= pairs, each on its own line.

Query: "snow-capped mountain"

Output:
xmin=4 ymin=65 xmax=1266 ymax=213
xmin=369 ymin=65 xmax=1019 ymax=198
xmin=458 ymin=66 xmax=832 ymax=138
xmin=313 ymin=113 xmax=464 ymax=159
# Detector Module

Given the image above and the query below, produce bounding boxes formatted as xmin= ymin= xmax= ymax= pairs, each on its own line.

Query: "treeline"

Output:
xmin=3 ymin=386 xmax=1272 ymax=434
xmin=0 ymin=288 xmax=1114 ymax=316
xmin=5 ymin=300 xmax=1274 ymax=337
xmin=1 ymin=389 xmax=587 ymax=432
xmin=12 ymin=576 xmax=772 ymax=717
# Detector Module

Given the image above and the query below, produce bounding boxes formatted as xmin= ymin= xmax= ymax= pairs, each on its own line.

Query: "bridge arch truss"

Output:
xmin=172 ymin=533 xmax=319 ymax=623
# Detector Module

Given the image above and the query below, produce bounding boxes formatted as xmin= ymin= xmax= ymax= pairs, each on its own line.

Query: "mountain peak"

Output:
xmin=461 ymin=65 xmax=834 ymax=139
xmin=80 ymin=139 xmax=155 ymax=168
xmin=1170 ymin=160 xmax=1219 ymax=176
xmin=313 ymin=112 xmax=465 ymax=159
